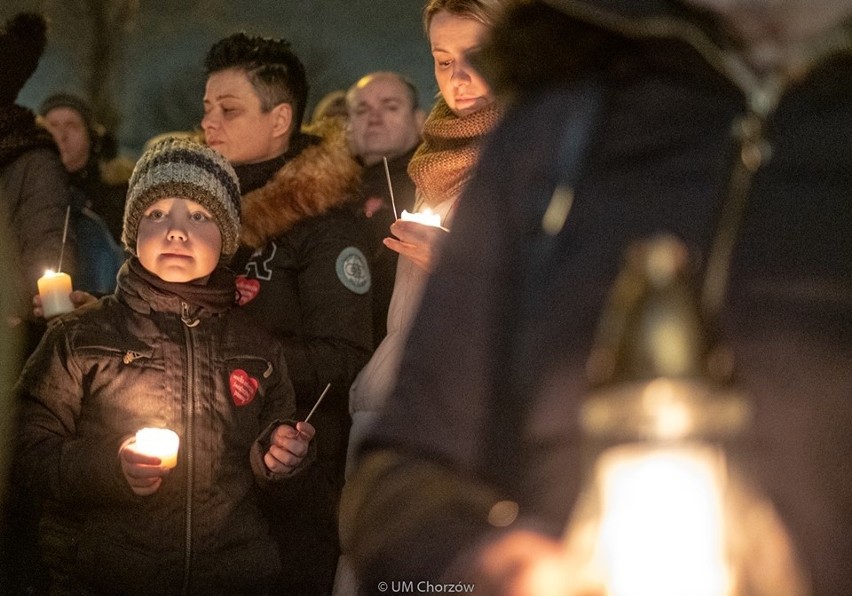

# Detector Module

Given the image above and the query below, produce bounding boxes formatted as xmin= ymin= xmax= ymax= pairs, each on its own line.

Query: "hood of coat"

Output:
xmin=537 ymin=0 xmax=852 ymax=69
xmin=239 ymin=118 xmax=362 ymax=250
xmin=482 ymin=0 xmax=852 ymax=102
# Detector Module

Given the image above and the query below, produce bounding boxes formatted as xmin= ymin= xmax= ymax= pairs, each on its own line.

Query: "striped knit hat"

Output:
xmin=122 ymin=137 xmax=241 ymax=259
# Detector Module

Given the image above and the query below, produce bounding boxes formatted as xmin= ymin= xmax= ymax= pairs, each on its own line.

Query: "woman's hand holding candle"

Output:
xmin=32 ymin=290 xmax=98 ymax=319
xmin=400 ymin=208 xmax=443 ymax=228
xmin=264 ymin=421 xmax=315 ymax=476
xmin=384 ymin=218 xmax=449 ymax=272
xmin=37 ymin=270 xmax=74 ymax=319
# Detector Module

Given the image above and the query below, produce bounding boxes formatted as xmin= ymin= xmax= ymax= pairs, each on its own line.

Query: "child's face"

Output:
xmin=136 ymin=198 xmax=222 ymax=284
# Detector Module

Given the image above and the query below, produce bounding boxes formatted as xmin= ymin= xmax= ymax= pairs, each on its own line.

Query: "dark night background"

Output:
xmin=2 ymin=0 xmax=435 ymax=159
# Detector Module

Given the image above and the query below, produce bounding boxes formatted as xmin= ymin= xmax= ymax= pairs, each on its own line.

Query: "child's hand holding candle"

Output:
xmin=32 ymin=289 xmax=97 ymax=319
xmin=120 ymin=428 xmax=180 ymax=496
xmin=134 ymin=427 xmax=180 ymax=468
xmin=37 ymin=270 xmax=74 ymax=319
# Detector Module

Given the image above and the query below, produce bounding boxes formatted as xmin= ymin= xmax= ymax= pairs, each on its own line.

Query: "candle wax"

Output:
xmin=400 ymin=209 xmax=442 ymax=228
xmin=135 ymin=428 xmax=180 ymax=468
xmin=37 ymin=270 xmax=74 ymax=319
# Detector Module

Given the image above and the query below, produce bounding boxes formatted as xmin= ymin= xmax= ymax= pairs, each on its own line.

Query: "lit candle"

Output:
xmin=135 ymin=428 xmax=180 ymax=468
xmin=400 ymin=208 xmax=443 ymax=228
xmin=37 ymin=269 xmax=74 ymax=319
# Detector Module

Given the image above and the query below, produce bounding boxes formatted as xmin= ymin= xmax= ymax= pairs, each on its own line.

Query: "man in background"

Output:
xmin=346 ymin=71 xmax=425 ymax=345
xmin=39 ymin=93 xmax=129 ymax=245
xmin=39 ymin=93 xmax=126 ymax=294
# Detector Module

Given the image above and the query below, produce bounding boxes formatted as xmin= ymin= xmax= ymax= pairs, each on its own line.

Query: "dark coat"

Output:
xmin=15 ymin=261 xmax=305 ymax=595
xmin=356 ymin=147 xmax=418 ymax=347
xmin=231 ymin=121 xmax=372 ymax=594
xmin=0 ymin=146 xmax=75 ymax=304
xmin=343 ymin=2 xmax=852 ymax=594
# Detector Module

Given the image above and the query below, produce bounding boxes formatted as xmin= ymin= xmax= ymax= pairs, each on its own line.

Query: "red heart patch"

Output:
xmin=229 ymin=369 xmax=259 ymax=406
xmin=235 ymin=276 xmax=260 ymax=306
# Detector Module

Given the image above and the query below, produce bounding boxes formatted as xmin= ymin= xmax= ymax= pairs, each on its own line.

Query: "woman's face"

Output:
xmin=201 ymin=68 xmax=291 ymax=165
xmin=428 ymin=11 xmax=494 ymax=117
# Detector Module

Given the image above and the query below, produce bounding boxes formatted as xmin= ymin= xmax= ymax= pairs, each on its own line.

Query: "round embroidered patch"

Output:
xmin=335 ymin=246 xmax=371 ymax=295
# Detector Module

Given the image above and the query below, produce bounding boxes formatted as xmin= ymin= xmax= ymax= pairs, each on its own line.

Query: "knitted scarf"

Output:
xmin=0 ymin=104 xmax=56 ymax=169
xmin=407 ymin=97 xmax=504 ymax=207
xmin=124 ymin=257 xmax=237 ymax=316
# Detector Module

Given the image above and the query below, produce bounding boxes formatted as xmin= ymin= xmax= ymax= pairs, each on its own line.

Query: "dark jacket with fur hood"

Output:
xmin=233 ymin=119 xmax=372 ymax=418
xmin=230 ymin=119 xmax=372 ymax=591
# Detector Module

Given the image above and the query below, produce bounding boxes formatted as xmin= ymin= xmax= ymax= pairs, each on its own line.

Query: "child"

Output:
xmin=14 ymin=137 xmax=314 ymax=595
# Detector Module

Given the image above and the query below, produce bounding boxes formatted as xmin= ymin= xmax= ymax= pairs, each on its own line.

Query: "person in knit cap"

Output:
xmin=39 ymin=92 xmax=130 ymax=246
xmin=38 ymin=92 xmax=126 ymax=295
xmin=14 ymin=136 xmax=316 ymax=595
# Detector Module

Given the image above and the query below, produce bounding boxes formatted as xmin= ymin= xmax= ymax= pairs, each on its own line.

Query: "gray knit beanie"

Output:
xmin=123 ymin=137 xmax=241 ymax=259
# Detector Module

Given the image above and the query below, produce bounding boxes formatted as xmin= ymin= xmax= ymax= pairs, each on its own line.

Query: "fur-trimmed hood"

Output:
xmin=240 ymin=117 xmax=361 ymax=250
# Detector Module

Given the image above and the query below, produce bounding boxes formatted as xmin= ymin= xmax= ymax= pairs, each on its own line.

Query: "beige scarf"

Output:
xmin=407 ymin=97 xmax=504 ymax=208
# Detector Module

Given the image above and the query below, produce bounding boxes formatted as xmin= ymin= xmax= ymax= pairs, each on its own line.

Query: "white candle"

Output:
xmin=135 ymin=428 xmax=180 ymax=468
xmin=37 ymin=270 xmax=74 ymax=319
xmin=400 ymin=208 xmax=443 ymax=228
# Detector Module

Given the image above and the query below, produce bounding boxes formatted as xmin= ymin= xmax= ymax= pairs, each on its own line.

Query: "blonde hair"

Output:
xmin=422 ymin=0 xmax=513 ymax=34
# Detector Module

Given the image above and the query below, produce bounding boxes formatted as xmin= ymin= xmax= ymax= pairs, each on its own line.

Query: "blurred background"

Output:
xmin=2 ymin=0 xmax=434 ymax=159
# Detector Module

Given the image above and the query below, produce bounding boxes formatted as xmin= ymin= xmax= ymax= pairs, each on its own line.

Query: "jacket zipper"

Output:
xmin=180 ymin=301 xmax=197 ymax=595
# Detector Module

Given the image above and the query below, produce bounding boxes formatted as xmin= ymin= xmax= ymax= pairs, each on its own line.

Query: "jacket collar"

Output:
xmin=115 ymin=258 xmax=236 ymax=321
xmin=239 ymin=118 xmax=361 ymax=250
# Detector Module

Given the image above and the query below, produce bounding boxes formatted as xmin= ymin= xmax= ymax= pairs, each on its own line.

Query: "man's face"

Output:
xmin=202 ymin=68 xmax=291 ymax=165
xmin=43 ymin=107 xmax=91 ymax=173
xmin=347 ymin=75 xmax=423 ymax=167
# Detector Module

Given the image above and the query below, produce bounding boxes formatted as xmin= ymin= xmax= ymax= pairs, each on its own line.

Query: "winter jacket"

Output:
xmin=230 ymin=120 xmax=372 ymax=595
xmin=16 ymin=260 xmax=307 ymax=595
xmin=348 ymin=191 xmax=455 ymax=419
xmin=342 ymin=2 xmax=852 ymax=594
xmin=356 ymin=147 xmax=418 ymax=347
xmin=70 ymin=188 xmax=125 ymax=296
xmin=233 ymin=120 xmax=372 ymax=421
xmin=0 ymin=145 xmax=75 ymax=307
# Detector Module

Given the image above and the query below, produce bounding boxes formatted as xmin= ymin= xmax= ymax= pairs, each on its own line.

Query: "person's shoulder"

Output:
xmin=55 ymin=295 xmax=123 ymax=330
xmin=39 ymin=295 xmax=124 ymax=347
xmin=292 ymin=205 xmax=370 ymax=249
xmin=6 ymin=145 xmax=63 ymax=172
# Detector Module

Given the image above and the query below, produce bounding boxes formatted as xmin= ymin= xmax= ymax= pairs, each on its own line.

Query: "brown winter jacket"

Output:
xmin=15 ymin=259 xmax=309 ymax=595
